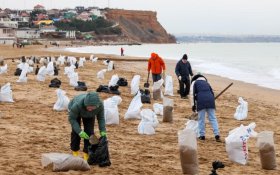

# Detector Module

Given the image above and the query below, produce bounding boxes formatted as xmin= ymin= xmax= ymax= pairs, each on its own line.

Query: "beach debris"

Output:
xmin=125 ymin=91 xmax=143 ymax=120
xmin=152 ymin=79 xmax=164 ymax=100
xmin=0 ymin=83 xmax=14 ymax=103
xmin=225 ymin=122 xmax=257 ymax=165
xmin=53 ymin=89 xmax=69 ymax=111
xmin=153 ymin=103 xmax=163 ymax=116
xmin=178 ymin=129 xmax=199 ymax=175
xmin=138 ymin=109 xmax=159 ymax=135
xmin=131 ymin=75 xmax=141 ymax=95
xmin=97 ymin=69 xmax=107 ymax=80
xmin=163 ymin=97 xmax=174 ymax=122
xmin=104 ymin=96 xmax=122 ymax=125
xmin=234 ymin=97 xmax=248 ymax=120
xmin=210 ymin=161 xmax=225 ymax=175
xmin=257 ymin=131 xmax=277 ymax=170
xmin=0 ymin=64 xmax=7 ymax=74
xmin=164 ymin=75 xmax=174 ymax=96
xmin=185 ymin=120 xmax=199 ymax=137
xmin=41 ymin=153 xmax=90 ymax=172
xmin=37 ymin=65 xmax=47 ymax=82
xmin=88 ymin=137 xmax=111 ymax=167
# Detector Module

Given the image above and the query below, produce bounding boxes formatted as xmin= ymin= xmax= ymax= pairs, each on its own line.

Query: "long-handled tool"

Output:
xmin=188 ymin=82 xmax=233 ymax=120
xmin=144 ymin=71 xmax=150 ymax=88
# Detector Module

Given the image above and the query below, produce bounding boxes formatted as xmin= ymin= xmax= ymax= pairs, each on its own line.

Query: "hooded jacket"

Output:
xmin=175 ymin=59 xmax=193 ymax=80
xmin=148 ymin=53 xmax=166 ymax=74
xmin=68 ymin=92 xmax=106 ymax=134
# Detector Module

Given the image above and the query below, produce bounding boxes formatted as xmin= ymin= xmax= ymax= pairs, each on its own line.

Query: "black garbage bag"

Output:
xmin=88 ymin=136 xmax=111 ymax=167
xmin=49 ymin=78 xmax=61 ymax=88
xmin=97 ymin=85 xmax=120 ymax=95
xmin=14 ymin=68 xmax=22 ymax=76
xmin=117 ymin=78 xmax=128 ymax=86
xmin=74 ymin=81 xmax=87 ymax=91
xmin=140 ymin=89 xmax=151 ymax=104
xmin=96 ymin=85 xmax=110 ymax=93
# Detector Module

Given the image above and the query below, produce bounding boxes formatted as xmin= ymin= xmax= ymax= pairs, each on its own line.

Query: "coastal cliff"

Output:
xmin=105 ymin=9 xmax=176 ymax=44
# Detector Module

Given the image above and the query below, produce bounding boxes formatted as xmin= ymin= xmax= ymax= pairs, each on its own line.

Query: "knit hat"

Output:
xmin=182 ymin=54 xmax=188 ymax=60
xmin=84 ymin=92 xmax=101 ymax=107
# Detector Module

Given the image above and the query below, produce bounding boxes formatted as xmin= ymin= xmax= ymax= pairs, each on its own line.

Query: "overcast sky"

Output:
xmin=1 ymin=0 xmax=280 ymax=36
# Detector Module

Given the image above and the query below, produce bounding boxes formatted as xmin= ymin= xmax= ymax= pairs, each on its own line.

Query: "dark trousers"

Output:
xmin=152 ymin=74 xmax=162 ymax=83
xmin=179 ymin=78 xmax=190 ymax=97
xmin=71 ymin=116 xmax=94 ymax=153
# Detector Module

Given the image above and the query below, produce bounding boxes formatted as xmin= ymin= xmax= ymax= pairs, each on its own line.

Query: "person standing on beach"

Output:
xmin=68 ymin=92 xmax=107 ymax=160
xmin=121 ymin=47 xmax=124 ymax=56
xmin=175 ymin=54 xmax=193 ymax=99
xmin=190 ymin=73 xmax=221 ymax=142
xmin=148 ymin=53 xmax=166 ymax=83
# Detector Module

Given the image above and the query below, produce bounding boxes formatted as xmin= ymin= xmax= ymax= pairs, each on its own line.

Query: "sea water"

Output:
xmin=65 ymin=43 xmax=280 ymax=90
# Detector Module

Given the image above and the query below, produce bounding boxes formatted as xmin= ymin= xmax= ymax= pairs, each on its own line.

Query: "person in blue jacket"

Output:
xmin=190 ymin=73 xmax=221 ymax=142
xmin=175 ymin=54 xmax=193 ymax=99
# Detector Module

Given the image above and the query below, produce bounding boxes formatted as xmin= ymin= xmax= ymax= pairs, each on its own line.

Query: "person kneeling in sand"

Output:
xmin=68 ymin=92 xmax=107 ymax=160
xmin=190 ymin=73 xmax=221 ymax=142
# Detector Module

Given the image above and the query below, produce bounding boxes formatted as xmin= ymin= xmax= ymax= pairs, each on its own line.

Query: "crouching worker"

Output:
xmin=68 ymin=92 xmax=107 ymax=160
xmin=190 ymin=73 xmax=221 ymax=142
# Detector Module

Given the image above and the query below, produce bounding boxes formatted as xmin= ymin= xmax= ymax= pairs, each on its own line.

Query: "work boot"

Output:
xmin=83 ymin=153 xmax=89 ymax=161
xmin=72 ymin=151 xmax=79 ymax=157
xmin=215 ymin=135 xmax=222 ymax=142
xmin=198 ymin=136 xmax=205 ymax=140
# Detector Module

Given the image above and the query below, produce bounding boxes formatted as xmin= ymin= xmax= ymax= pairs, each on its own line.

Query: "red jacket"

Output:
xmin=148 ymin=53 xmax=166 ymax=74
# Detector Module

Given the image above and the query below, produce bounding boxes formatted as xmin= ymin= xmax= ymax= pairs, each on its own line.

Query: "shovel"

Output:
xmin=144 ymin=71 xmax=150 ymax=88
xmin=187 ymin=82 xmax=233 ymax=120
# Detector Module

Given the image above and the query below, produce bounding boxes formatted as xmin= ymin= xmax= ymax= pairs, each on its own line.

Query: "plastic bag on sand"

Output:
xmin=104 ymin=96 xmax=122 ymax=125
xmin=107 ymin=61 xmax=114 ymax=71
xmin=234 ymin=97 xmax=248 ymax=120
xmin=41 ymin=153 xmax=90 ymax=172
xmin=131 ymin=75 xmax=140 ymax=95
xmin=178 ymin=129 xmax=199 ymax=175
xmin=153 ymin=103 xmax=163 ymax=116
xmin=163 ymin=97 xmax=174 ymax=122
xmin=0 ymin=64 xmax=8 ymax=74
xmin=138 ymin=109 xmax=159 ymax=135
xmin=0 ymin=83 xmax=14 ymax=102
xmin=185 ymin=120 xmax=199 ymax=137
xmin=125 ymin=92 xmax=143 ymax=120
xmin=225 ymin=122 xmax=257 ymax=165
xmin=17 ymin=63 xmax=29 ymax=83
xmin=37 ymin=66 xmax=47 ymax=82
xmin=53 ymin=89 xmax=70 ymax=111
xmin=256 ymin=131 xmax=277 ymax=170
xmin=46 ymin=62 xmax=54 ymax=76
xmin=152 ymin=79 xmax=164 ymax=100
xmin=108 ymin=74 xmax=119 ymax=87
xmin=69 ymin=72 xmax=79 ymax=87
xmin=164 ymin=75 xmax=174 ymax=96
xmin=97 ymin=69 xmax=107 ymax=80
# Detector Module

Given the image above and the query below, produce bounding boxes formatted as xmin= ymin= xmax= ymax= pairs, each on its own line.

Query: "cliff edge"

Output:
xmin=105 ymin=9 xmax=176 ymax=43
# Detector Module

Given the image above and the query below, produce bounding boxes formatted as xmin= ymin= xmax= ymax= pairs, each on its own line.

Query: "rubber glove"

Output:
xmin=100 ymin=131 xmax=107 ymax=137
xmin=79 ymin=131 xmax=89 ymax=139
xmin=178 ymin=76 xmax=182 ymax=81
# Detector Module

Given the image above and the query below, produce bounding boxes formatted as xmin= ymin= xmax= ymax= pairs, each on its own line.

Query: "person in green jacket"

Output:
xmin=68 ymin=92 xmax=106 ymax=160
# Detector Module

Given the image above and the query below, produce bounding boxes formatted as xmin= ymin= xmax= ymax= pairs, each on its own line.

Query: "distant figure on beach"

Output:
xmin=35 ymin=65 xmax=39 ymax=75
xmin=68 ymin=92 xmax=107 ymax=161
xmin=190 ymin=73 xmax=221 ymax=142
xmin=121 ymin=47 xmax=124 ymax=56
xmin=148 ymin=53 xmax=166 ymax=83
xmin=175 ymin=54 xmax=193 ymax=99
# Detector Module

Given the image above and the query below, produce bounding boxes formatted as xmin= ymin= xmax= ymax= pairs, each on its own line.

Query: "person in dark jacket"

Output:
xmin=190 ymin=74 xmax=221 ymax=142
xmin=68 ymin=92 xmax=107 ymax=160
xmin=175 ymin=54 xmax=193 ymax=98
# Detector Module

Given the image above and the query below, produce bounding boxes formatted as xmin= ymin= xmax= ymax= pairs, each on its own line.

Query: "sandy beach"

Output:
xmin=0 ymin=44 xmax=280 ymax=175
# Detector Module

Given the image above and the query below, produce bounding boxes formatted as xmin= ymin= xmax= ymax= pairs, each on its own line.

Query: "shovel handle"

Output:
xmin=147 ymin=71 xmax=150 ymax=83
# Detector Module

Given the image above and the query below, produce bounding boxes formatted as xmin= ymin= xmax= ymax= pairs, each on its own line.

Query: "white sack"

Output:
xmin=164 ymin=75 xmax=174 ymax=96
xmin=153 ymin=103 xmax=163 ymax=116
xmin=53 ymin=89 xmax=70 ymax=111
xmin=234 ymin=97 xmax=248 ymax=121
xmin=130 ymin=75 xmax=140 ymax=95
xmin=37 ymin=66 xmax=47 ymax=82
xmin=97 ymin=69 xmax=107 ymax=80
xmin=0 ymin=83 xmax=14 ymax=102
xmin=124 ymin=92 xmax=143 ymax=120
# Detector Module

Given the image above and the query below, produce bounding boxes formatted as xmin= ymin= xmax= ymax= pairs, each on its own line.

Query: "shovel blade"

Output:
xmin=144 ymin=82 xmax=150 ymax=88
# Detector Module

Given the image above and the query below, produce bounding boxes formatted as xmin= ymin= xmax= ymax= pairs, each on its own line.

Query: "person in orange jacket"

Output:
xmin=148 ymin=53 xmax=166 ymax=82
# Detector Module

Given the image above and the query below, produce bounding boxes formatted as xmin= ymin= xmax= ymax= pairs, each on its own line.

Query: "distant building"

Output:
xmin=65 ymin=30 xmax=76 ymax=39
xmin=0 ymin=17 xmax=18 ymax=28
xmin=34 ymin=4 xmax=45 ymax=11
xmin=89 ymin=8 xmax=102 ymax=17
xmin=76 ymin=12 xmax=92 ymax=21
xmin=0 ymin=25 xmax=16 ymax=44
xmin=40 ymin=25 xmax=57 ymax=33
xmin=75 ymin=6 xmax=85 ymax=13
xmin=16 ymin=28 xmax=40 ymax=39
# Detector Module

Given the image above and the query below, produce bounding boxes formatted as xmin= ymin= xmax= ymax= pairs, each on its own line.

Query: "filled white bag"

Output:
xmin=64 ymin=65 xmax=75 ymax=77
xmin=107 ymin=61 xmax=114 ymax=71
xmin=225 ymin=122 xmax=257 ymax=165
xmin=41 ymin=153 xmax=90 ymax=172
xmin=97 ymin=69 xmax=107 ymax=80
xmin=46 ymin=62 xmax=54 ymax=76
xmin=125 ymin=92 xmax=143 ymax=120
xmin=234 ymin=97 xmax=248 ymax=120
xmin=92 ymin=57 xmax=98 ymax=62
xmin=164 ymin=75 xmax=174 ymax=96
xmin=78 ymin=57 xmax=85 ymax=67
xmin=17 ymin=63 xmax=29 ymax=83
xmin=185 ymin=120 xmax=199 ymax=137
xmin=69 ymin=72 xmax=79 ymax=87
xmin=104 ymin=96 xmax=122 ymax=125
xmin=57 ymin=55 xmax=65 ymax=65
xmin=108 ymin=74 xmax=119 ymax=87
xmin=130 ymin=75 xmax=141 ymax=95
xmin=28 ymin=59 xmax=34 ymax=66
xmin=53 ymin=89 xmax=70 ymax=111
xmin=152 ymin=79 xmax=164 ymax=100
xmin=138 ymin=109 xmax=159 ymax=135
xmin=153 ymin=103 xmax=163 ymax=116
xmin=0 ymin=83 xmax=14 ymax=102
xmin=0 ymin=64 xmax=7 ymax=74
xmin=37 ymin=66 xmax=47 ymax=82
